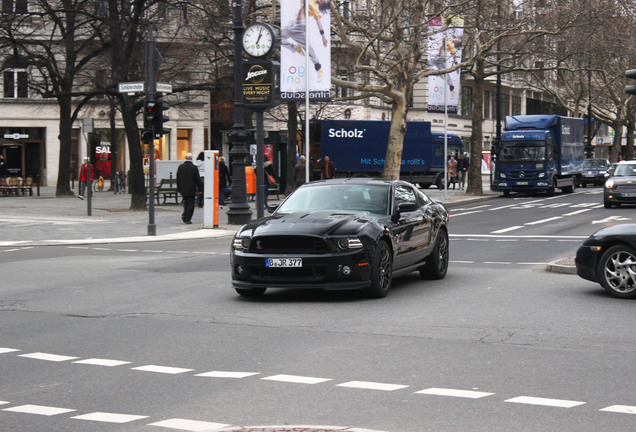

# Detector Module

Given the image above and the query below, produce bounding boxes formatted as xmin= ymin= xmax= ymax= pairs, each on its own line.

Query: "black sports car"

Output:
xmin=230 ymin=178 xmax=450 ymax=298
xmin=575 ymin=224 xmax=636 ymax=298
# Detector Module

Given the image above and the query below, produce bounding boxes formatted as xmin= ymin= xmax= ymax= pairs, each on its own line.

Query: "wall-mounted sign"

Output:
xmin=242 ymin=60 xmax=278 ymax=110
xmin=4 ymin=133 xmax=29 ymax=139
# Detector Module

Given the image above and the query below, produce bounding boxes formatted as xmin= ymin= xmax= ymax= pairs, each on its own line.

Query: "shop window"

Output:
xmin=461 ymin=86 xmax=472 ymax=117
xmin=177 ymin=129 xmax=191 ymax=160
xmin=3 ymin=69 xmax=28 ymax=98
xmin=2 ymin=0 xmax=28 ymax=14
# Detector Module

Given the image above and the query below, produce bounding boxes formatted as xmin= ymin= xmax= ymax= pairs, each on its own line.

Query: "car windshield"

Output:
xmin=277 ymin=184 xmax=390 ymax=216
xmin=500 ymin=143 xmax=546 ymax=162
xmin=582 ymin=159 xmax=609 ymax=169
xmin=613 ymin=163 xmax=636 ymax=177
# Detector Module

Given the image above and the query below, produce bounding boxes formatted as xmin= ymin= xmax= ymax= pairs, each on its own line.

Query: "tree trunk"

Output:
xmin=383 ymin=97 xmax=408 ymax=180
xmin=120 ymin=97 xmax=146 ymax=210
xmin=466 ymin=69 xmax=485 ymax=195
xmin=55 ymin=97 xmax=74 ymax=196
xmin=625 ymin=120 xmax=634 ymax=161
xmin=611 ymin=123 xmax=623 ymax=162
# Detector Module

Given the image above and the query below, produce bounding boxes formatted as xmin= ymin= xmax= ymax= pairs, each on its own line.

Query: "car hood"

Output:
xmin=610 ymin=176 xmax=636 ymax=186
xmin=238 ymin=210 xmax=378 ymax=237
xmin=589 ymin=223 xmax=636 ymax=241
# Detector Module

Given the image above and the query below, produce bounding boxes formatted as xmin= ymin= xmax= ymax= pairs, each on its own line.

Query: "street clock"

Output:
xmin=242 ymin=22 xmax=276 ymax=58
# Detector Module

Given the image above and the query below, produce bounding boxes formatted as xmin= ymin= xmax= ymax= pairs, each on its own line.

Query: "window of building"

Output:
xmin=501 ymin=94 xmax=510 ymax=117
xmin=2 ymin=0 xmax=28 ymax=14
xmin=338 ymin=0 xmax=350 ymax=20
xmin=3 ymin=69 xmax=28 ymax=98
xmin=512 ymin=95 xmax=521 ymax=116
xmin=335 ymin=70 xmax=349 ymax=99
xmin=461 ymin=86 xmax=472 ymax=117
xmin=177 ymin=129 xmax=191 ymax=160
xmin=484 ymin=90 xmax=491 ymax=119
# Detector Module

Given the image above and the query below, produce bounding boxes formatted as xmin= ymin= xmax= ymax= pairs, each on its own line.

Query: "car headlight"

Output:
xmin=599 ymin=171 xmax=607 ymax=175
xmin=336 ymin=237 xmax=363 ymax=250
xmin=538 ymin=172 xmax=545 ymax=178
xmin=605 ymin=179 xmax=615 ymax=189
xmin=499 ymin=173 xmax=507 ymax=179
xmin=233 ymin=237 xmax=250 ymax=251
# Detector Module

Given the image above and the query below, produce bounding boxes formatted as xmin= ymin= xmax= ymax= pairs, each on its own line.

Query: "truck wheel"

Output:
xmin=547 ymin=181 xmax=555 ymax=196
xmin=435 ymin=176 xmax=446 ymax=190
xmin=502 ymin=190 xmax=510 ymax=197
xmin=419 ymin=182 xmax=432 ymax=189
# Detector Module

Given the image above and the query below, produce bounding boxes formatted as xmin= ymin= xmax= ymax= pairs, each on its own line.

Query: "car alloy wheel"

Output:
xmin=598 ymin=245 xmax=636 ymax=299
xmin=367 ymin=241 xmax=392 ymax=298
xmin=420 ymin=228 xmax=449 ymax=280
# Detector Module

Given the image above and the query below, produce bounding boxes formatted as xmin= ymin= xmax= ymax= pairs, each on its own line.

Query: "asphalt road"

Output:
xmin=1 ymin=186 xmax=635 ymax=431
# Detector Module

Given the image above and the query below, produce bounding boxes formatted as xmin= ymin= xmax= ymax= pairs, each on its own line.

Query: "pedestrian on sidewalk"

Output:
xmin=195 ymin=152 xmax=205 ymax=208
xmin=447 ymin=155 xmax=458 ymax=190
xmin=294 ymin=155 xmax=306 ymax=188
xmin=457 ymin=153 xmax=468 ymax=190
xmin=218 ymin=156 xmax=231 ymax=208
xmin=177 ymin=153 xmax=202 ymax=224
xmin=78 ymin=157 xmax=93 ymax=199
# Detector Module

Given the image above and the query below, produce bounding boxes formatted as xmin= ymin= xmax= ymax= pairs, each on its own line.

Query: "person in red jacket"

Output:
xmin=78 ymin=157 xmax=93 ymax=199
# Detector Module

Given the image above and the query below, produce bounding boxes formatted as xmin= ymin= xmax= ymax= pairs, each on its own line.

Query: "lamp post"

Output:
xmin=226 ymin=0 xmax=252 ymax=225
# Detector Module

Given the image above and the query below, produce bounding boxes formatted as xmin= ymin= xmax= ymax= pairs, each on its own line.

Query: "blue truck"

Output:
xmin=320 ymin=120 xmax=463 ymax=189
xmin=495 ymin=115 xmax=585 ymax=196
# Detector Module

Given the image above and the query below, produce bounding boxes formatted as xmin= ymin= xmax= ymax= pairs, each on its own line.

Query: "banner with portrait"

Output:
xmin=280 ymin=0 xmax=332 ymax=102
xmin=427 ymin=16 xmax=464 ymax=113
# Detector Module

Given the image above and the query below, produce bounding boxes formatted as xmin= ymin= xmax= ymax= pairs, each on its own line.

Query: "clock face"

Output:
xmin=243 ymin=23 xmax=275 ymax=58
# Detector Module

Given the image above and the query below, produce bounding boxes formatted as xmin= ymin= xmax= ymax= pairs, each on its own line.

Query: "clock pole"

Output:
xmin=226 ymin=0 xmax=252 ymax=225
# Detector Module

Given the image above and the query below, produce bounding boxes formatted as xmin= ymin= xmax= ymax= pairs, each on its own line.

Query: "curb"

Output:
xmin=546 ymin=257 xmax=577 ymax=275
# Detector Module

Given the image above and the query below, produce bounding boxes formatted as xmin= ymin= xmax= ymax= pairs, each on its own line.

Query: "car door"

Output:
xmin=390 ymin=183 xmax=431 ymax=269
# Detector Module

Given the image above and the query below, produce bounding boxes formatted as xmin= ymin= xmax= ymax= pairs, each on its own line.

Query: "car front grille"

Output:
xmin=247 ymin=263 xmax=328 ymax=282
xmin=248 ymin=235 xmax=330 ymax=254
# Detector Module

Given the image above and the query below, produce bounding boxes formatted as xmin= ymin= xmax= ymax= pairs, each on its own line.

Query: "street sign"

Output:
xmin=156 ymin=82 xmax=172 ymax=94
xmin=118 ymin=82 xmax=145 ymax=94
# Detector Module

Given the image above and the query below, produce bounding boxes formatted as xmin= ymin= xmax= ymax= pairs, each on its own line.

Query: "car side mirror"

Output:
xmin=391 ymin=202 xmax=418 ymax=223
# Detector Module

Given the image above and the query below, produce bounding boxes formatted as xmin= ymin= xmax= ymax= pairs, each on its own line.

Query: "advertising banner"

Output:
xmin=280 ymin=0 xmax=331 ymax=102
xmin=427 ymin=16 xmax=464 ymax=113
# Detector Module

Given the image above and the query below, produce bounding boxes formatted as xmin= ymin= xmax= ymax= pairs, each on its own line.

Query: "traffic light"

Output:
xmin=152 ymin=101 xmax=170 ymax=139
xmin=142 ymin=100 xmax=156 ymax=143
xmin=626 ymin=69 xmax=636 ymax=95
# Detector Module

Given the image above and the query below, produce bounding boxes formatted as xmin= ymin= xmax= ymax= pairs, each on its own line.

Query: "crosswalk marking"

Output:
xmin=600 ymin=405 xmax=636 ymax=415
xmin=73 ymin=358 xmax=131 ymax=367
xmin=71 ymin=412 xmax=149 ymax=423
xmin=132 ymin=365 xmax=194 ymax=374
xmin=505 ymin=396 xmax=585 ymax=408
xmin=196 ymin=371 xmax=260 ymax=378
xmin=0 ymin=348 xmax=20 ymax=354
xmin=3 ymin=404 xmax=75 ymax=416
xmin=415 ymin=388 xmax=494 ymax=399
xmin=337 ymin=381 xmax=408 ymax=391
xmin=19 ymin=352 xmax=78 ymax=362
xmin=262 ymin=374 xmax=332 ymax=385
xmin=148 ymin=418 xmax=230 ymax=431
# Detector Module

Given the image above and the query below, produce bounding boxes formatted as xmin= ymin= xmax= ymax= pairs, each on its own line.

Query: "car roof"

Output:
xmin=616 ymin=160 xmax=636 ymax=165
xmin=304 ymin=178 xmax=400 ymax=187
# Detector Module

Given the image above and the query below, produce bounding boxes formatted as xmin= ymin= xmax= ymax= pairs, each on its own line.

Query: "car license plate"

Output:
xmin=621 ymin=193 xmax=636 ymax=197
xmin=266 ymin=258 xmax=302 ymax=267
xmin=516 ymin=181 xmax=528 ymax=185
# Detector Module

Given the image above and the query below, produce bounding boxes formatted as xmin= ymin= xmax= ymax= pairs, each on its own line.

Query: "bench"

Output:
xmin=268 ymin=183 xmax=280 ymax=200
xmin=155 ymin=178 xmax=180 ymax=205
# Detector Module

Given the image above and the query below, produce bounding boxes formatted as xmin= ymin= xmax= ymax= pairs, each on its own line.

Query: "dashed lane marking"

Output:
xmin=491 ymin=226 xmax=523 ymax=234
xmin=415 ymin=388 xmax=494 ymax=399
xmin=0 ymin=348 xmax=20 ymax=354
xmin=505 ymin=396 xmax=585 ymax=408
xmin=2 ymin=404 xmax=75 ymax=416
xmin=600 ymin=405 xmax=636 ymax=415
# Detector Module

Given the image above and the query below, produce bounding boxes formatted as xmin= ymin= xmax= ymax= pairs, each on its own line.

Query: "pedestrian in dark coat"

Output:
xmin=218 ymin=156 xmax=231 ymax=208
xmin=177 ymin=152 xmax=202 ymax=224
xmin=294 ymin=155 xmax=306 ymax=187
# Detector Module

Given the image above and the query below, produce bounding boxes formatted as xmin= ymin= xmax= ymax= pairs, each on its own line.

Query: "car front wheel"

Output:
xmin=419 ymin=228 xmax=449 ymax=280
xmin=598 ymin=245 xmax=636 ymax=299
xmin=366 ymin=241 xmax=392 ymax=298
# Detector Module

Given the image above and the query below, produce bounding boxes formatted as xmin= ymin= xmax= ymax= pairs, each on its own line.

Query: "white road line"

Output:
xmin=196 ymin=371 xmax=260 ymax=378
xmin=525 ymin=216 xmax=563 ymax=226
xmin=450 ymin=210 xmax=484 ymax=217
xmin=600 ymin=405 xmax=636 ymax=415
xmin=142 ymin=250 xmax=164 ymax=253
xmin=466 ymin=238 xmax=490 ymax=242
xmin=0 ymin=347 xmax=20 ymax=354
xmin=3 ymin=404 xmax=75 ymax=416
xmin=491 ymin=226 xmax=523 ymax=234
xmin=19 ymin=352 xmax=78 ymax=362
xmin=451 ymin=234 xmax=587 ymax=239
xmin=562 ymin=209 xmax=592 ymax=216
xmin=337 ymin=381 xmax=408 ymax=391
xmin=118 ymin=249 xmax=138 ymax=252
xmin=73 ymin=358 xmax=131 ymax=367
xmin=450 ymin=260 xmax=475 ymax=264
xmin=415 ymin=388 xmax=494 ymax=399
xmin=148 ymin=418 xmax=230 ymax=431
xmin=495 ymin=239 xmax=519 ymax=242
xmin=262 ymin=374 xmax=331 ymax=385
xmin=91 ymin=247 xmax=111 ymax=251
xmin=505 ymin=396 xmax=585 ymax=408
xmin=0 ymin=401 xmax=9 ymax=405
xmin=484 ymin=261 xmax=511 ymax=265
xmin=527 ymin=239 xmax=550 ymax=242
xmin=71 ymin=412 xmax=148 ymax=423
xmin=68 ymin=246 xmax=90 ymax=249
xmin=518 ymin=262 xmax=549 ymax=265
xmin=131 ymin=365 xmax=194 ymax=374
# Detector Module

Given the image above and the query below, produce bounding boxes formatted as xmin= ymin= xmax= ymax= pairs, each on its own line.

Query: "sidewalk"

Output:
xmin=0 ymin=177 xmax=499 ymax=247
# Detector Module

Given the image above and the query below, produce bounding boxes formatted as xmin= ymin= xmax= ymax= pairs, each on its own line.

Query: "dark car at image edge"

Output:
xmin=575 ymin=223 xmax=636 ymax=298
xmin=230 ymin=178 xmax=450 ymax=298
xmin=603 ymin=160 xmax=636 ymax=208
